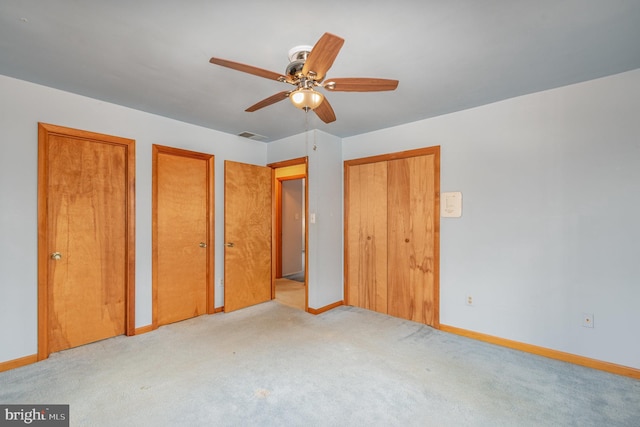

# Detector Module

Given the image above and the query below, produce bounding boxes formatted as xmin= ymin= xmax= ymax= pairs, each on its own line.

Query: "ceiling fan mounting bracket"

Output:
xmin=288 ymin=45 xmax=313 ymax=62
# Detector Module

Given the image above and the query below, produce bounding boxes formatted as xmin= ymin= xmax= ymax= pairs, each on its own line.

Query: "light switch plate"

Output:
xmin=441 ymin=192 xmax=462 ymax=217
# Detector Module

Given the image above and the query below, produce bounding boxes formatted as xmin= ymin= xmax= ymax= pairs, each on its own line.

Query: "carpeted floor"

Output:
xmin=1 ymin=302 xmax=639 ymax=426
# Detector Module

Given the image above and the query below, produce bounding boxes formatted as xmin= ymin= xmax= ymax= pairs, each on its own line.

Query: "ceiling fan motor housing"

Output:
xmin=285 ymin=60 xmax=305 ymax=77
xmin=286 ymin=45 xmax=312 ymax=78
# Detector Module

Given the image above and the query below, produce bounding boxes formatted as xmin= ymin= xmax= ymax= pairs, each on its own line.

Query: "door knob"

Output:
xmin=225 ymin=242 xmax=235 ymax=248
xmin=199 ymin=242 xmax=207 ymax=248
xmin=50 ymin=252 xmax=62 ymax=260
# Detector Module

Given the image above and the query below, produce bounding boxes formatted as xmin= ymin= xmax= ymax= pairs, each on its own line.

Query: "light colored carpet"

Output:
xmin=1 ymin=302 xmax=639 ymax=426
xmin=275 ymin=278 xmax=305 ymax=311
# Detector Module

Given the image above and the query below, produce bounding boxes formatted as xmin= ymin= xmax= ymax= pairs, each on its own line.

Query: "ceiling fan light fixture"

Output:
xmin=290 ymin=88 xmax=324 ymax=110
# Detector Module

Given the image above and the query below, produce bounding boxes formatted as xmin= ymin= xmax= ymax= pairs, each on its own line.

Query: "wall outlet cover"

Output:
xmin=582 ymin=313 xmax=594 ymax=328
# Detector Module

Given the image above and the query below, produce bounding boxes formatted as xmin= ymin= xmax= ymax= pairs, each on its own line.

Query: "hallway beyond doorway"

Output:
xmin=275 ymin=278 xmax=304 ymax=310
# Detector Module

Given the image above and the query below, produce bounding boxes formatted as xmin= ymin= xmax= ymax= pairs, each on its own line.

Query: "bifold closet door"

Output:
xmin=387 ymin=154 xmax=437 ymax=325
xmin=345 ymin=147 xmax=439 ymax=327
xmin=346 ymin=161 xmax=388 ymax=313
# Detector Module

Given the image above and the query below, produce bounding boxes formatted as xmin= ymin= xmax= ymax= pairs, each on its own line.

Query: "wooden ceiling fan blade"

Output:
xmin=245 ymin=91 xmax=290 ymax=112
xmin=302 ymin=33 xmax=345 ymax=82
xmin=323 ymin=78 xmax=399 ymax=92
xmin=313 ymin=98 xmax=336 ymax=123
xmin=210 ymin=57 xmax=289 ymax=82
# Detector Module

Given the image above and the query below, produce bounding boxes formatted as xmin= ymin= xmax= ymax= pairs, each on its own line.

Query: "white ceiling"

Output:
xmin=1 ymin=0 xmax=639 ymax=142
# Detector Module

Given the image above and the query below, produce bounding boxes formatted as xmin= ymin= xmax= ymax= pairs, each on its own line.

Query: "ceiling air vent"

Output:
xmin=237 ymin=131 xmax=268 ymax=142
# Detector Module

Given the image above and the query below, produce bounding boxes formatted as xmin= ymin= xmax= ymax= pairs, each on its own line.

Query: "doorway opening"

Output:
xmin=280 ymin=178 xmax=305 ymax=282
xmin=269 ymin=157 xmax=308 ymax=311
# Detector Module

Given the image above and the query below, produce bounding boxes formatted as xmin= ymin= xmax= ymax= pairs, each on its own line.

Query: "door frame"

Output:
xmin=344 ymin=146 xmax=440 ymax=327
xmin=152 ymin=145 xmax=215 ymax=328
xmin=37 ymin=123 xmax=136 ymax=360
xmin=268 ymin=157 xmax=309 ymax=310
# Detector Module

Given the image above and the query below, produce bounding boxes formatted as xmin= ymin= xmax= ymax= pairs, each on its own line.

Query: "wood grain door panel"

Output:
xmin=224 ymin=161 xmax=272 ymax=312
xmin=153 ymin=146 xmax=214 ymax=326
xmin=48 ymin=136 xmax=126 ymax=352
xmin=346 ymin=161 xmax=388 ymax=313
xmin=387 ymin=154 xmax=437 ymax=324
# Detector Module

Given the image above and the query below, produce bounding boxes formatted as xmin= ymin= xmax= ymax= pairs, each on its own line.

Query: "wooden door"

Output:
xmin=224 ymin=161 xmax=272 ymax=312
xmin=345 ymin=161 xmax=388 ymax=313
xmin=37 ymin=123 xmax=135 ymax=359
xmin=387 ymin=154 xmax=438 ymax=325
xmin=153 ymin=145 xmax=214 ymax=327
xmin=344 ymin=147 xmax=440 ymax=327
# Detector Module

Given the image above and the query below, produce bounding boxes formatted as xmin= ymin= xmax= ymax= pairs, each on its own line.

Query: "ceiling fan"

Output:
xmin=209 ymin=32 xmax=399 ymax=124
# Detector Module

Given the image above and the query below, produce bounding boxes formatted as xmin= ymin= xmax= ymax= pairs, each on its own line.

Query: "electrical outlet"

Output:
xmin=219 ymin=278 xmax=224 ymax=287
xmin=582 ymin=313 xmax=594 ymax=328
xmin=466 ymin=295 xmax=473 ymax=306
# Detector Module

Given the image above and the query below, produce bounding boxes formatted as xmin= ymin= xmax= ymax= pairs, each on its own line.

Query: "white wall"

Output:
xmin=267 ymin=131 xmax=344 ymax=309
xmin=343 ymin=69 xmax=640 ymax=369
xmin=0 ymin=75 xmax=266 ymax=364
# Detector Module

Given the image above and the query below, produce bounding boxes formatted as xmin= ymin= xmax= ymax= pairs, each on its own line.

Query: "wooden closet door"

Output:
xmin=153 ymin=146 xmax=214 ymax=327
xmin=47 ymin=136 xmax=126 ymax=352
xmin=346 ymin=162 xmax=388 ymax=313
xmin=387 ymin=154 xmax=437 ymax=325
xmin=38 ymin=123 xmax=136 ymax=359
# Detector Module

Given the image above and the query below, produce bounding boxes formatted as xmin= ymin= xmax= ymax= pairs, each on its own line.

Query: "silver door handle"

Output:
xmin=225 ymin=242 xmax=235 ymax=248
xmin=51 ymin=252 xmax=62 ymax=260
xmin=199 ymin=242 xmax=207 ymax=248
